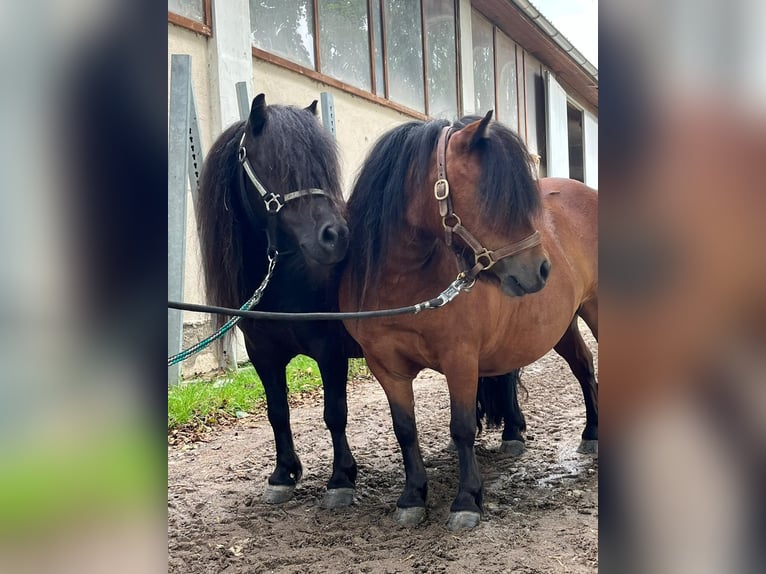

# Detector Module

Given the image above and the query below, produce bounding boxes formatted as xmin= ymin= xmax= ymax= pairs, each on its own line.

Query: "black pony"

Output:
xmin=196 ymin=94 xmax=359 ymax=508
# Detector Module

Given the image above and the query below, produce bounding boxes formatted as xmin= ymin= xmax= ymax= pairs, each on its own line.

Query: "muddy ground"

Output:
xmin=168 ymin=328 xmax=598 ymax=573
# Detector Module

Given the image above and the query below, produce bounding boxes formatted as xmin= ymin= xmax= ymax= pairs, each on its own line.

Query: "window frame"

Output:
xmin=168 ymin=0 xmax=213 ymax=37
xmin=250 ymin=0 xmax=464 ymax=120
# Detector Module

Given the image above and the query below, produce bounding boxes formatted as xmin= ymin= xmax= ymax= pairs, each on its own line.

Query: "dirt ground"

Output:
xmin=168 ymin=328 xmax=598 ymax=573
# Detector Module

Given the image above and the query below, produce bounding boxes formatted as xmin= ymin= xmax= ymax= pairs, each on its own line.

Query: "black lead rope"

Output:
xmin=168 ymin=273 xmax=474 ymax=322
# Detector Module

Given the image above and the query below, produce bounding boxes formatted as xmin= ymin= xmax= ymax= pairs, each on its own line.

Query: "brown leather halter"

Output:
xmin=434 ymin=125 xmax=541 ymax=280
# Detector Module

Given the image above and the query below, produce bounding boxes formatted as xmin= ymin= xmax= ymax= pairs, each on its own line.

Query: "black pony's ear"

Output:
xmin=248 ymin=93 xmax=267 ymax=135
xmin=469 ymin=109 xmax=493 ymax=148
xmin=305 ymin=100 xmax=319 ymax=115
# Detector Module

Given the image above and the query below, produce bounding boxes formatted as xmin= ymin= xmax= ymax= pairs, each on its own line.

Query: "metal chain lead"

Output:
xmin=167 ymin=251 xmax=278 ymax=367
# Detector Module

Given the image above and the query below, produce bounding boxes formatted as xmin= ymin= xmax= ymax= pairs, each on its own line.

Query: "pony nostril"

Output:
xmin=540 ymin=259 xmax=551 ymax=281
xmin=320 ymin=224 xmax=340 ymax=246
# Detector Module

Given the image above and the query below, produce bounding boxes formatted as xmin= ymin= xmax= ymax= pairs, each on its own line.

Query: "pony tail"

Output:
xmin=476 ymin=370 xmax=526 ymax=432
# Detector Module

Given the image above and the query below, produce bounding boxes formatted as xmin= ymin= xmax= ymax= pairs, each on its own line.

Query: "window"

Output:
xmin=385 ymin=1 xmax=425 ymax=113
xmin=250 ymin=0 xmax=436 ymax=116
xmin=319 ymin=0 xmax=372 ymax=91
xmin=169 ymin=0 xmax=205 ymax=22
xmin=495 ymin=31 xmax=518 ymax=131
xmin=471 ymin=10 xmax=495 ymax=116
xmin=168 ymin=0 xmax=211 ymax=35
xmin=250 ymin=0 xmax=316 ymax=69
xmin=424 ymin=0 xmax=458 ymax=119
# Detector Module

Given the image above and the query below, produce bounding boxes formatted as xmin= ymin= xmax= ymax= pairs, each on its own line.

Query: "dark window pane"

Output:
xmin=318 ymin=1 xmax=371 ymax=91
xmin=250 ymin=0 xmax=316 ymax=69
xmin=471 ymin=10 xmax=495 ymax=115
xmin=496 ymin=31 xmax=518 ymax=131
xmin=424 ymin=0 xmax=458 ymax=119
xmin=385 ymin=1 xmax=425 ymax=113
xmin=169 ymin=0 xmax=205 ymax=23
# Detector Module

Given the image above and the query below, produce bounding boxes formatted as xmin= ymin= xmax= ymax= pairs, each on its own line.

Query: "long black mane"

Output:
xmin=346 ymin=116 xmax=540 ymax=305
xmin=196 ymin=105 xmax=342 ymax=329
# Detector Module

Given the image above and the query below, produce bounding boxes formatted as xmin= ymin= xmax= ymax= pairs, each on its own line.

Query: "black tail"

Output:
xmin=476 ymin=370 xmax=527 ymax=434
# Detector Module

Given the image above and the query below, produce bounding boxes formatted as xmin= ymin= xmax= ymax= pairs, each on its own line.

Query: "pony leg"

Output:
xmin=579 ymin=298 xmax=599 ymax=341
xmin=248 ymin=348 xmax=303 ymax=503
xmin=501 ymin=370 xmax=527 ymax=456
xmin=368 ymin=357 xmax=427 ymax=526
xmin=317 ymin=353 xmax=357 ymax=509
xmin=554 ymin=319 xmax=599 ymax=454
xmin=444 ymin=359 xmax=483 ymax=530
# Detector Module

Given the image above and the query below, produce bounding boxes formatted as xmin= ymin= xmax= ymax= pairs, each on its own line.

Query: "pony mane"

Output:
xmin=346 ymin=116 xmax=539 ymax=306
xmin=196 ymin=104 xmax=342 ymax=329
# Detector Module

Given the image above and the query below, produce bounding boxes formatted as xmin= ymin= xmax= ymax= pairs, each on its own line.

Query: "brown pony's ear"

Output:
xmin=458 ymin=109 xmax=494 ymax=150
xmin=248 ymin=93 xmax=267 ymax=135
xmin=468 ymin=109 xmax=493 ymax=148
xmin=305 ymin=100 xmax=319 ymax=115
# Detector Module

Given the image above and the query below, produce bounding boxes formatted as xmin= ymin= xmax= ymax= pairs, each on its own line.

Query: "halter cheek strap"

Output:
xmin=237 ymin=130 xmax=330 ymax=253
xmin=434 ymin=125 xmax=541 ymax=280
xmin=238 ymin=131 xmax=329 ymax=214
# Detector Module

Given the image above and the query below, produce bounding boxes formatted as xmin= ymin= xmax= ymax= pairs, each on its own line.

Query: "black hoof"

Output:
xmin=446 ymin=510 xmax=481 ymax=531
xmin=577 ymin=439 xmax=598 ymax=455
xmin=262 ymin=483 xmax=295 ymax=504
xmin=500 ymin=439 xmax=525 ymax=456
xmin=394 ymin=506 xmax=426 ymax=526
xmin=320 ymin=487 xmax=355 ymax=509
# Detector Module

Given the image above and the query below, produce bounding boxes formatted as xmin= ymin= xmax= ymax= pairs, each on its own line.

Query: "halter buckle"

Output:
xmin=238 ymin=146 xmax=247 ymax=163
xmin=434 ymin=179 xmax=450 ymax=200
xmin=264 ymin=193 xmax=284 ymax=213
xmin=475 ymin=248 xmax=496 ymax=270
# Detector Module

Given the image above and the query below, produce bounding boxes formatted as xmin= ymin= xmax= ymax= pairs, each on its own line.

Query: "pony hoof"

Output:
xmin=500 ymin=440 xmax=525 ymax=456
xmin=262 ymin=484 xmax=296 ymax=504
xmin=447 ymin=511 xmax=481 ymax=531
xmin=394 ymin=506 xmax=426 ymax=527
xmin=320 ymin=488 xmax=355 ymax=509
xmin=577 ymin=439 xmax=598 ymax=455
xmin=446 ymin=439 xmax=457 ymax=452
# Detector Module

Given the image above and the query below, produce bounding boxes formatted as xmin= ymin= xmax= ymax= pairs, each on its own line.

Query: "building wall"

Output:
xmin=251 ymin=59 xmax=415 ymax=196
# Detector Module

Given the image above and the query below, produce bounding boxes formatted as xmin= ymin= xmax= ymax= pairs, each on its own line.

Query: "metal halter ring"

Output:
xmin=264 ymin=193 xmax=285 ymax=213
xmin=238 ymin=146 xmax=247 ymax=162
xmin=433 ymin=178 xmax=450 ymax=200
xmin=475 ymin=248 xmax=497 ymax=270
xmin=442 ymin=213 xmax=461 ymax=230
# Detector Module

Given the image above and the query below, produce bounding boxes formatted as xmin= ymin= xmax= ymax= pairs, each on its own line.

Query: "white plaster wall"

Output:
xmin=252 ymin=59 xmax=414 ymax=195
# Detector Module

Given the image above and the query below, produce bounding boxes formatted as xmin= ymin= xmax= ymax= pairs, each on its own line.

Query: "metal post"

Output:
xmin=168 ymin=55 xmax=192 ymax=386
xmin=236 ymin=81 xmax=250 ymax=121
xmin=320 ymin=92 xmax=336 ymax=139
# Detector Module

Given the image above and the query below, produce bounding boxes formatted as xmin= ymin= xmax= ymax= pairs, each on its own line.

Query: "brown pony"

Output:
xmin=339 ymin=112 xmax=598 ymax=530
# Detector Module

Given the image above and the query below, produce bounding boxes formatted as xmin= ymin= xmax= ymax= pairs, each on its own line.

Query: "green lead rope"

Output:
xmin=167 ymin=252 xmax=278 ymax=367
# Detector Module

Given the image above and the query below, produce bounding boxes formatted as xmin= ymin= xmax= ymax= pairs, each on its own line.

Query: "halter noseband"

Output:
xmin=434 ymin=125 xmax=541 ymax=280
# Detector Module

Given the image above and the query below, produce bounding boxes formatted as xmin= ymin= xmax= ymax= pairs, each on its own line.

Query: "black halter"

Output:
xmin=237 ymin=130 xmax=329 ymax=254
